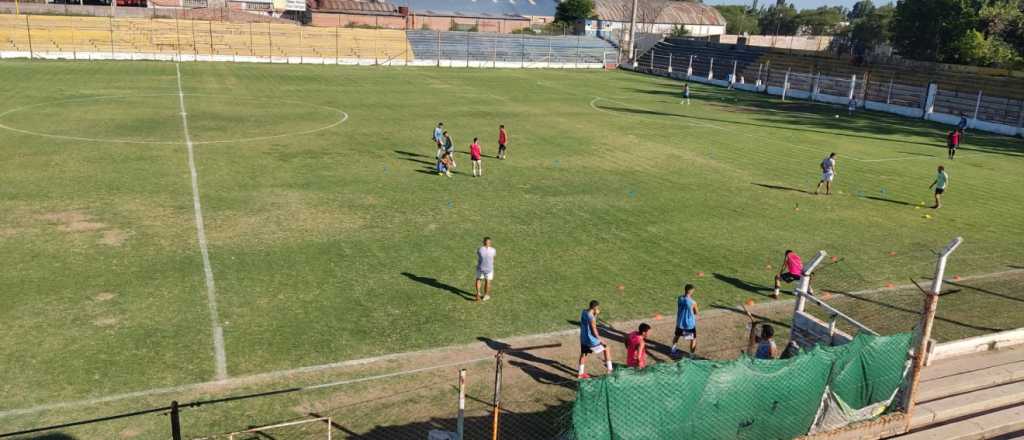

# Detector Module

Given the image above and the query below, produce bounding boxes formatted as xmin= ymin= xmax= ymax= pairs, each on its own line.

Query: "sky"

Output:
xmin=702 ymin=0 xmax=879 ymax=11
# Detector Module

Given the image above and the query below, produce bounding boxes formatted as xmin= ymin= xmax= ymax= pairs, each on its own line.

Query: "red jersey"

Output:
xmin=950 ymin=131 xmax=960 ymax=146
xmin=626 ymin=331 xmax=646 ymax=368
xmin=470 ymin=143 xmax=482 ymax=160
xmin=498 ymin=129 xmax=507 ymax=145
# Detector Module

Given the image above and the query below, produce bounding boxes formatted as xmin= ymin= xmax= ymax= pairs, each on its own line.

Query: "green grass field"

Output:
xmin=1 ymin=60 xmax=1022 ymax=426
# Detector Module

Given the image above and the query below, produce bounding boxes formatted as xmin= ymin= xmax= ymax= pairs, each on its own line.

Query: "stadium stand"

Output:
xmin=405 ymin=30 xmax=615 ymax=64
xmin=0 ymin=14 xmax=412 ymax=60
xmin=634 ymin=38 xmax=1024 ymax=134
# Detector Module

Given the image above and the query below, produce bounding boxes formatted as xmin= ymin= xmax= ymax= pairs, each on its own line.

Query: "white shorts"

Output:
xmin=476 ymin=270 xmax=494 ymax=281
xmin=822 ymin=171 xmax=834 ymax=182
xmin=585 ymin=344 xmax=605 ymax=354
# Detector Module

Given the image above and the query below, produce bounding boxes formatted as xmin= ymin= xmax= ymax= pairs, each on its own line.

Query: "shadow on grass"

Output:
xmin=596 ymin=88 xmax=1024 ymax=158
xmin=864 ymin=196 xmax=916 ymax=206
xmin=827 ymin=288 xmax=1006 ymax=333
xmin=321 ymin=399 xmax=574 ymax=440
xmin=713 ymin=273 xmax=776 ymax=298
xmin=945 ymin=280 xmax=1024 ymax=304
xmin=751 ymin=182 xmax=815 ymax=195
xmin=477 ymin=337 xmax=577 ymax=389
xmin=401 ymin=272 xmax=475 ymax=301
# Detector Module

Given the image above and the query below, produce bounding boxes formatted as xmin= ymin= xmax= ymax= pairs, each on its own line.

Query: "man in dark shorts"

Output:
xmin=578 ymin=300 xmax=613 ymax=379
xmin=671 ymin=284 xmax=698 ymax=357
xmin=773 ymin=250 xmax=809 ymax=299
xmin=929 ymin=165 xmax=949 ymax=209
xmin=497 ymin=125 xmax=508 ymax=160
xmin=947 ymin=129 xmax=960 ymax=160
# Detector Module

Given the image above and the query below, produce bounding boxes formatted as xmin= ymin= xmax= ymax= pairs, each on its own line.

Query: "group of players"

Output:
xmin=431 ymin=122 xmax=509 ymax=178
xmin=458 ymin=84 xmax=966 ymax=379
xmin=576 ymin=249 xmax=813 ymax=379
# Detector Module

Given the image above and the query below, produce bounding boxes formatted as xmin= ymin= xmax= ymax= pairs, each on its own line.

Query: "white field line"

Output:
xmin=0 ymin=94 xmax=347 ymax=146
xmin=176 ymin=63 xmax=228 ymax=381
xmin=2 ymin=268 xmax=1020 ymax=419
xmin=588 ymin=93 xmax=938 ymax=163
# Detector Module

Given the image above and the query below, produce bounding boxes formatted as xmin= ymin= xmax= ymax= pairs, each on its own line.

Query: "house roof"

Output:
xmin=593 ymin=0 xmax=725 ymax=25
xmin=395 ymin=0 xmax=558 ymax=18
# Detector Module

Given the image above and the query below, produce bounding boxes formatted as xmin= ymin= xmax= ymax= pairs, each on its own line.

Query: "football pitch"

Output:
xmin=1 ymin=60 xmax=1022 ymax=422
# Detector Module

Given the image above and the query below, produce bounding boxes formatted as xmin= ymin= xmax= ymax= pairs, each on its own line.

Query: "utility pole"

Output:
xmin=627 ymin=0 xmax=638 ymax=64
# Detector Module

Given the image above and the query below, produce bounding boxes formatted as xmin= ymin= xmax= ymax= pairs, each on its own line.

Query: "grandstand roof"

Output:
xmin=312 ymin=0 xmax=401 ymax=14
xmin=592 ymin=0 xmax=725 ymax=25
xmin=396 ymin=0 xmax=558 ymax=18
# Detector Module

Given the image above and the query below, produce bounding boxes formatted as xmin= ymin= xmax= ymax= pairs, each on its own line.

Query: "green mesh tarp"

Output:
xmin=571 ymin=333 xmax=912 ymax=440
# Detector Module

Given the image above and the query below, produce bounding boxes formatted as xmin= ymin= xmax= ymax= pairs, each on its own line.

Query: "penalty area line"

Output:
xmin=176 ymin=63 xmax=228 ymax=381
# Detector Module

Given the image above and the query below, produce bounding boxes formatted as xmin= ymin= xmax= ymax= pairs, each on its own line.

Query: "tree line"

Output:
xmin=715 ymin=0 xmax=1023 ymax=68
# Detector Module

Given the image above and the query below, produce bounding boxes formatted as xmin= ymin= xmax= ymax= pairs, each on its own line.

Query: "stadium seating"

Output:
xmin=406 ymin=30 xmax=615 ymax=64
xmin=0 ymin=14 xmax=412 ymax=60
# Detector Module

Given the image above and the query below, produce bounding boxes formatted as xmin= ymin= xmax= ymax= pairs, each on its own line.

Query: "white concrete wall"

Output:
xmin=0 ymin=50 xmax=607 ymax=69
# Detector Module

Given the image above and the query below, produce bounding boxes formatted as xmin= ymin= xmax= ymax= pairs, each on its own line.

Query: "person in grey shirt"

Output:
xmin=475 ymin=237 xmax=496 ymax=302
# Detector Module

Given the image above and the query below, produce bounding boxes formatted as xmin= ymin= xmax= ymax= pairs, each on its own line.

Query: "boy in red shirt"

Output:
xmin=947 ymin=129 xmax=960 ymax=160
xmin=773 ymin=250 xmax=811 ymax=299
xmin=497 ymin=125 xmax=508 ymax=160
xmin=626 ymin=323 xmax=652 ymax=369
xmin=470 ymin=137 xmax=483 ymax=177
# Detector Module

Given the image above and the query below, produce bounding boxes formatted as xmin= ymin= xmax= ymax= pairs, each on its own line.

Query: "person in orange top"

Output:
xmin=626 ymin=323 xmax=652 ymax=369
xmin=497 ymin=125 xmax=509 ymax=160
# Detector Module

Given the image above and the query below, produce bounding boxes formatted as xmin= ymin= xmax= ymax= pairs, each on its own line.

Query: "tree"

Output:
xmin=758 ymin=4 xmax=800 ymax=35
xmin=671 ymin=24 xmax=691 ymax=37
xmin=554 ymin=0 xmax=595 ymax=24
xmin=978 ymin=0 xmax=1024 ymax=55
xmin=847 ymin=0 xmax=876 ymax=20
xmin=951 ymin=29 xmax=1023 ymax=66
xmin=715 ymin=5 xmax=761 ymax=34
xmin=796 ymin=6 xmax=847 ymax=35
xmin=891 ymin=0 xmax=977 ymax=62
xmin=848 ymin=3 xmax=894 ymax=53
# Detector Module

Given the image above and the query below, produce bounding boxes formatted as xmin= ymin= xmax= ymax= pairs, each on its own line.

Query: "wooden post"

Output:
xmin=904 ymin=237 xmax=963 ymax=427
xmin=457 ymin=369 xmax=466 ymax=440
xmin=24 ymin=14 xmax=33 ymax=59
xmin=491 ymin=352 xmax=504 ymax=440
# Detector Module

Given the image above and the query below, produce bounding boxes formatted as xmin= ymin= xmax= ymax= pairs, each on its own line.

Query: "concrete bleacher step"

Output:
xmin=898 ymin=403 xmax=1024 ymax=440
xmin=910 ymin=380 xmax=1024 ymax=428
xmin=917 ymin=345 xmax=1024 ymax=402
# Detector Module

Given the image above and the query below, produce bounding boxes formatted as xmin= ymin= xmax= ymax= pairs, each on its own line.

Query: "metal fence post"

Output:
xmin=108 ymin=15 xmax=114 ymax=58
xmin=24 ymin=14 xmax=33 ymax=59
xmin=436 ymin=30 xmax=441 ymax=67
xmin=972 ymin=90 xmax=983 ymax=126
xmin=649 ymin=49 xmax=653 ymax=70
xmin=886 ymin=78 xmax=894 ymax=105
xmin=904 ymin=237 xmax=962 ymax=426
xmin=520 ymin=31 xmax=524 ymax=68
xmin=708 ymin=57 xmax=714 ymax=80
xmin=457 ymin=369 xmax=466 ymax=440
xmin=667 ymin=52 xmax=672 ymax=73
xmin=465 ymin=30 xmax=469 ymax=68
xmin=170 ymin=401 xmax=182 ymax=440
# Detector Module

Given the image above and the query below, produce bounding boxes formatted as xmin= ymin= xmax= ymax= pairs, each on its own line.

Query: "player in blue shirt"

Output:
xmin=671 ymin=284 xmax=699 ymax=357
xmin=578 ymin=300 xmax=613 ymax=379
xmin=433 ymin=122 xmax=444 ymax=150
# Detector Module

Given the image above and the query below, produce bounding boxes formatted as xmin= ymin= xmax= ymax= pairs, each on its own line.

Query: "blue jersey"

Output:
xmin=580 ymin=309 xmax=600 ymax=347
xmin=434 ymin=127 xmax=443 ymax=143
xmin=676 ymin=296 xmax=696 ymax=330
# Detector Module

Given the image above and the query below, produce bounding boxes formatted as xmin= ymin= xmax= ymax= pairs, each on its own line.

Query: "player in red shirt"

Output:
xmin=626 ymin=323 xmax=652 ymax=369
xmin=497 ymin=125 xmax=508 ymax=160
xmin=947 ymin=129 xmax=960 ymax=160
xmin=470 ymin=137 xmax=483 ymax=177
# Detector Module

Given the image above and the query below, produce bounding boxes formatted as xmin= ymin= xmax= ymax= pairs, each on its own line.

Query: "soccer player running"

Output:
xmin=433 ymin=122 xmax=444 ymax=150
xmin=470 ymin=137 xmax=483 ymax=177
xmin=578 ymin=300 xmax=613 ymax=379
xmin=947 ymin=129 xmax=960 ymax=160
xmin=626 ymin=323 xmax=652 ymax=369
xmin=773 ymin=250 xmax=811 ymax=299
xmin=929 ymin=165 xmax=949 ymax=209
xmin=681 ymin=83 xmax=691 ymax=105
xmin=671 ymin=284 xmax=699 ymax=357
xmin=815 ymin=153 xmax=837 ymax=195
xmin=497 ymin=125 xmax=508 ymax=160
xmin=443 ymin=131 xmax=456 ymax=170
xmin=474 ymin=237 xmax=495 ymax=301
xmin=957 ymin=113 xmax=969 ymax=132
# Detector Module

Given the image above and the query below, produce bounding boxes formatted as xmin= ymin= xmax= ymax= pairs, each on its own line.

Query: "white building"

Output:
xmin=581 ymin=0 xmax=726 ymax=38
